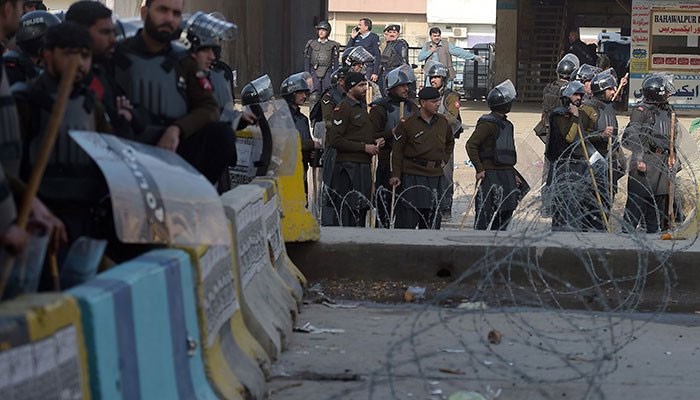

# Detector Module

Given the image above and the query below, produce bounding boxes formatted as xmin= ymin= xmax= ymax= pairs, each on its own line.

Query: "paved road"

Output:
xmin=268 ymin=303 xmax=700 ymax=400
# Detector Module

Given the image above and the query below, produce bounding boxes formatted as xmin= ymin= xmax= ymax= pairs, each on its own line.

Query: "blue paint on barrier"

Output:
xmin=71 ymin=278 xmax=142 ymax=400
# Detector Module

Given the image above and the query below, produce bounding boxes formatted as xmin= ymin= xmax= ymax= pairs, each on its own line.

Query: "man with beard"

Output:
xmin=326 ymin=72 xmax=384 ymax=227
xmin=545 ymin=81 xmax=588 ymax=231
xmin=66 ymin=0 xmax=146 ymax=138
xmin=113 ymin=0 xmax=236 ymax=184
xmin=427 ymin=62 xmax=462 ymax=221
xmin=390 ymin=87 xmax=454 ymax=230
xmin=369 ymin=65 xmax=417 ymax=227
xmin=579 ymin=68 xmax=622 ymax=231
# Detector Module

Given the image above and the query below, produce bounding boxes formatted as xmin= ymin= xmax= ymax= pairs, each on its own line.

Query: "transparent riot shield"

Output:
xmin=69 ymin=130 xmax=229 ymax=246
xmin=243 ymin=98 xmax=299 ymax=177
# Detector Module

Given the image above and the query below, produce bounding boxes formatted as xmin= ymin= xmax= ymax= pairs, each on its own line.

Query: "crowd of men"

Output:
xmin=0 ymin=0 xmax=258 ymax=298
xmin=0 ymin=1 xmax=685 ymax=298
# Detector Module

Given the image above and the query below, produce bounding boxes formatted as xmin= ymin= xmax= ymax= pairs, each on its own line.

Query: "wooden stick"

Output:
xmin=612 ymin=72 xmax=629 ymax=101
xmin=50 ymin=253 xmax=60 ymax=291
xmin=668 ymin=112 xmax=677 ymax=229
xmin=389 ymin=185 xmax=396 ymax=229
xmin=608 ymin=136 xmax=613 ymax=204
xmin=459 ymin=178 xmax=482 ymax=231
xmin=0 ymin=56 xmax=80 ymax=298
xmin=577 ymin=125 xmax=612 ymax=232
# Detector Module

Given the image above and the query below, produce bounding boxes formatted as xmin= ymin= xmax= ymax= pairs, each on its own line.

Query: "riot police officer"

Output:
xmin=310 ymin=66 xmax=348 ymax=133
xmin=573 ymin=64 xmax=601 ymax=101
xmin=180 ymin=11 xmax=238 ymax=112
xmin=368 ymin=64 xmax=418 ymax=227
xmin=535 ymin=54 xmax=578 ymax=141
xmin=281 ymin=72 xmax=319 ymax=193
xmin=304 ymin=21 xmax=339 ymax=104
xmin=466 ymin=80 xmax=521 ymax=230
xmin=16 ymin=23 xmax=114 ymax=248
xmin=379 ymin=24 xmax=409 ymax=95
xmin=3 ymin=11 xmax=60 ymax=88
xmin=579 ymin=68 xmax=622 ymax=230
xmin=113 ymin=0 xmax=235 ymax=184
xmin=428 ymin=62 xmax=462 ymax=221
xmin=546 ymin=81 xmax=589 ymax=231
xmin=342 ymin=46 xmax=381 ymax=103
xmin=622 ymin=74 xmax=678 ymax=233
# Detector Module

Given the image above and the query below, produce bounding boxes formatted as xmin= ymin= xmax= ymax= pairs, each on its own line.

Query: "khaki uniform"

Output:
xmin=368 ymin=97 xmax=418 ymax=228
xmin=391 ymin=113 xmax=454 ymax=229
xmin=324 ymin=97 xmax=379 ymax=227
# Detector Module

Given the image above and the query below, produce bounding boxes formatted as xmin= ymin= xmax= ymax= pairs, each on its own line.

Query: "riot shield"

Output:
xmin=243 ymin=98 xmax=299 ymax=177
xmin=69 ymin=130 xmax=229 ymax=245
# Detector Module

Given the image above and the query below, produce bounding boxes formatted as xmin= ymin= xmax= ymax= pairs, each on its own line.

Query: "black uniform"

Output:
xmin=622 ymin=101 xmax=678 ymax=232
xmin=466 ymin=112 xmax=520 ymax=230
xmin=580 ymin=97 xmax=624 ymax=230
xmin=114 ymin=32 xmax=234 ymax=184
xmin=2 ymin=50 xmax=41 ymax=89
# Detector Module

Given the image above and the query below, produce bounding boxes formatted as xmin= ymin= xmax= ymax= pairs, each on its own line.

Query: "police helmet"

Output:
xmin=241 ymin=75 xmax=274 ymax=106
xmin=342 ymin=46 xmax=374 ymax=67
xmin=180 ymin=11 xmax=238 ymax=54
xmin=384 ymin=65 xmax=415 ymax=92
xmin=574 ymin=64 xmax=600 ymax=83
xmin=280 ymin=72 xmax=312 ymax=97
xmin=556 ymin=54 xmax=580 ymax=79
xmin=15 ymin=11 xmax=60 ymax=56
xmin=560 ymin=81 xmax=586 ymax=98
xmin=487 ymin=79 xmax=517 ymax=112
xmin=330 ymin=66 xmax=349 ymax=85
xmin=590 ymin=68 xmax=617 ymax=95
xmin=427 ymin=62 xmax=449 ymax=79
xmin=316 ymin=21 xmax=331 ymax=33
xmin=641 ymin=73 xmax=675 ymax=103
xmin=114 ymin=17 xmax=142 ymax=42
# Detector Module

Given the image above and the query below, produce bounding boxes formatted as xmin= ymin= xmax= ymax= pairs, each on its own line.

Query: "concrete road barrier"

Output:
xmin=251 ymin=178 xmax=306 ymax=302
xmin=177 ymin=244 xmax=269 ymax=399
xmin=69 ymin=250 xmax=223 ymax=400
xmin=0 ymin=294 xmax=90 ymax=399
xmin=221 ymin=186 xmax=297 ymax=358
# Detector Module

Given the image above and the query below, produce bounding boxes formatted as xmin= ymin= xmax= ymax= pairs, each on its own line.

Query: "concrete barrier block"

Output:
xmin=274 ymin=136 xmax=321 ymax=243
xmin=221 ymin=186 xmax=297 ymax=354
xmin=0 ymin=293 xmax=90 ymax=400
xmin=250 ymin=178 xmax=306 ymax=302
xmin=69 ymin=249 xmax=222 ymax=400
xmin=177 ymin=244 xmax=269 ymax=399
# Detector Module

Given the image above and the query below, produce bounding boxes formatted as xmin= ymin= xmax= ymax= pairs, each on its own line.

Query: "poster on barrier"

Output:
xmin=199 ymin=245 xmax=239 ymax=347
xmin=69 ymin=130 xmax=228 ymax=246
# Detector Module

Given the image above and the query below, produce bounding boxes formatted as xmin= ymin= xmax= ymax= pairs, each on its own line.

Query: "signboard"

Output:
xmin=630 ymin=0 xmax=700 ymax=110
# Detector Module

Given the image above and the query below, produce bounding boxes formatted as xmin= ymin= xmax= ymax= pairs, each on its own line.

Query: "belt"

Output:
xmin=406 ymin=157 xmax=441 ymax=168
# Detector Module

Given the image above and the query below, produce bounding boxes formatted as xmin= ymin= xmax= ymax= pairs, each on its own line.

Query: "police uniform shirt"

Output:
xmin=321 ymin=85 xmax=345 ymax=131
xmin=391 ymin=112 xmax=454 ymax=177
xmin=368 ymin=98 xmax=418 ymax=162
xmin=115 ymin=33 xmax=219 ymax=139
xmin=328 ymin=96 xmax=378 ymax=163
